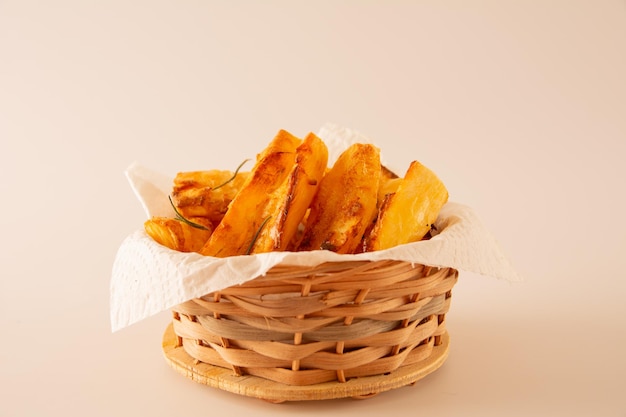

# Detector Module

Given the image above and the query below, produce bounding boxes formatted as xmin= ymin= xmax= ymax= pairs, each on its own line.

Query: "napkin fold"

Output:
xmin=110 ymin=124 xmax=522 ymax=332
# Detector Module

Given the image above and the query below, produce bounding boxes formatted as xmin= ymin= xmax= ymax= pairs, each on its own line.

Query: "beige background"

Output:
xmin=1 ymin=1 xmax=625 ymax=416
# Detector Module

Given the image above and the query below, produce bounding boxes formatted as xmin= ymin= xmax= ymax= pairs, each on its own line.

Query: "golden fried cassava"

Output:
xmin=248 ymin=132 xmax=328 ymax=253
xmin=377 ymin=176 xmax=402 ymax=207
xmin=296 ymin=143 xmax=381 ymax=254
xmin=144 ymin=216 xmax=213 ymax=253
xmin=365 ymin=160 xmax=448 ymax=251
xmin=171 ymin=169 xmax=249 ymax=227
xmin=144 ymin=128 xmax=450 ymax=257
xmin=200 ymin=130 xmax=302 ymax=257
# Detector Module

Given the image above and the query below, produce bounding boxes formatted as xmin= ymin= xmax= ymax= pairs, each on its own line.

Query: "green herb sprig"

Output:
xmin=211 ymin=159 xmax=250 ymax=191
xmin=168 ymin=195 xmax=210 ymax=230
xmin=245 ymin=215 xmax=271 ymax=255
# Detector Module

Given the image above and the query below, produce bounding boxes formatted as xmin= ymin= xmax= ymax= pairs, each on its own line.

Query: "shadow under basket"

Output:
xmin=162 ymin=259 xmax=458 ymax=402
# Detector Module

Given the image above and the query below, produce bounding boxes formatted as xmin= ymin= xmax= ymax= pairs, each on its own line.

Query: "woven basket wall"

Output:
xmin=170 ymin=259 xmax=458 ymax=386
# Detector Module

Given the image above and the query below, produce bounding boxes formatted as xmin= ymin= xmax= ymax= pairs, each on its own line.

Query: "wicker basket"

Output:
xmin=162 ymin=259 xmax=458 ymax=401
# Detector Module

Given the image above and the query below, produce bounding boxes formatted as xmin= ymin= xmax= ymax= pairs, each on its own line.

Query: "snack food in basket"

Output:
xmin=113 ymin=124 xmax=523 ymax=401
xmin=136 ymin=128 xmax=456 ymax=401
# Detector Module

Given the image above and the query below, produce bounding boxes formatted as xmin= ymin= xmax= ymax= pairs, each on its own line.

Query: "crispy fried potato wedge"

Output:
xmin=200 ymin=129 xmax=302 ymax=257
xmin=365 ymin=160 xmax=448 ymax=251
xmin=296 ymin=143 xmax=381 ymax=254
xmin=249 ymin=132 xmax=328 ymax=253
xmin=353 ymin=176 xmax=400 ymax=254
xmin=378 ymin=176 xmax=402 ymax=206
xmin=171 ymin=169 xmax=250 ymax=227
xmin=348 ymin=166 xmax=400 ymax=254
xmin=144 ymin=216 xmax=213 ymax=252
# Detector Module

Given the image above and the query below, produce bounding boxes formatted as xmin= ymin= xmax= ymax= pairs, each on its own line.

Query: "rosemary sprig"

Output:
xmin=245 ymin=215 xmax=272 ymax=255
xmin=212 ymin=159 xmax=250 ymax=191
xmin=168 ymin=195 xmax=210 ymax=230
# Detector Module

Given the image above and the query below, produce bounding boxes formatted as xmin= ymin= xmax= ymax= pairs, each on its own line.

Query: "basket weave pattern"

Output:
xmin=171 ymin=260 xmax=458 ymax=386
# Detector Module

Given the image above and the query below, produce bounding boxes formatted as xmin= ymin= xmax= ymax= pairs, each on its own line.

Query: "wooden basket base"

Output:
xmin=162 ymin=323 xmax=450 ymax=402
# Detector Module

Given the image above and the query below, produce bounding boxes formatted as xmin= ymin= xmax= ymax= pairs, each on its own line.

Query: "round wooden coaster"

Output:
xmin=162 ymin=323 xmax=450 ymax=402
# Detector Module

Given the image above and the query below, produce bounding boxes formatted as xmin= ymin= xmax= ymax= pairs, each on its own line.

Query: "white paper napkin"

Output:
xmin=110 ymin=124 xmax=523 ymax=332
